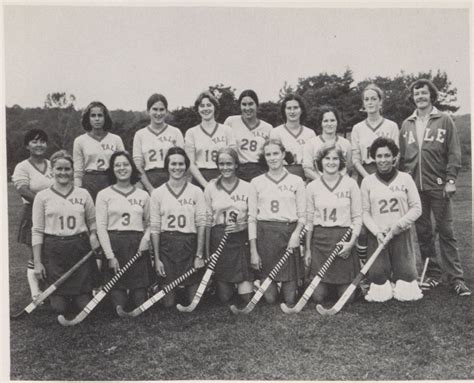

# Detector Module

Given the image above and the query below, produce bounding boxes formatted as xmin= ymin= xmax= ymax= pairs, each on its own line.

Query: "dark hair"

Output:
xmin=409 ymin=79 xmax=438 ymax=105
xmin=194 ymin=91 xmax=220 ymax=118
xmin=318 ymin=105 xmax=341 ymax=131
xmin=315 ymin=144 xmax=346 ymax=172
xmin=50 ymin=150 xmax=73 ymax=168
xmin=164 ymin=147 xmax=190 ymax=173
xmin=147 ymin=93 xmax=168 ymax=111
xmin=24 ymin=129 xmax=48 ymax=146
xmin=214 ymin=147 xmax=240 ymax=190
xmin=238 ymin=89 xmax=259 ymax=107
xmin=281 ymin=94 xmax=307 ymax=123
xmin=108 ymin=151 xmax=141 ymax=185
xmin=81 ymin=101 xmax=113 ymax=131
xmin=369 ymin=137 xmax=399 ymax=159
xmin=257 ymin=138 xmax=295 ymax=169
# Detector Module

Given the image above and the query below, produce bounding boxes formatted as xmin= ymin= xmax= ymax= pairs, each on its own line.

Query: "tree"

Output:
xmin=208 ymin=84 xmax=239 ymax=123
xmin=44 ymin=92 xmax=76 ymax=109
xmin=258 ymin=101 xmax=283 ymax=127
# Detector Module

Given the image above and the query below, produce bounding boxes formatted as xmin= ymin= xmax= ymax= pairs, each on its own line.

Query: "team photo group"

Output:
xmin=11 ymin=76 xmax=471 ymax=325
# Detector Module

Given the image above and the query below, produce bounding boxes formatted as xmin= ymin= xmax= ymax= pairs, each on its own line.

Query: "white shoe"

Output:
xmin=365 ymin=280 xmax=393 ymax=302
xmin=394 ymin=280 xmax=423 ymax=301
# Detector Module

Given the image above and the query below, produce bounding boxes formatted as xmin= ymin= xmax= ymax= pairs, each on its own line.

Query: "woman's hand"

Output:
xmin=304 ymin=248 xmax=312 ymax=268
xmin=287 ymin=231 xmax=301 ymax=249
xmin=108 ymin=257 xmax=120 ymax=274
xmin=34 ymin=262 xmax=47 ymax=281
xmin=155 ymin=259 xmax=166 ymax=277
xmin=250 ymin=249 xmax=262 ymax=271
xmin=389 ymin=223 xmax=403 ymax=237
xmin=194 ymin=256 xmax=205 ymax=269
xmin=337 ymin=240 xmax=355 ymax=259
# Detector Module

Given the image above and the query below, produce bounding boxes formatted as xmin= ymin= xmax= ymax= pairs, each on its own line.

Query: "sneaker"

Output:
xmin=453 ymin=281 xmax=472 ymax=297
xmin=421 ymin=277 xmax=440 ymax=291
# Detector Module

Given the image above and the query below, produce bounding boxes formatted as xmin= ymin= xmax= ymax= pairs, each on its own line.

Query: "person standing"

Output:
xmin=399 ymin=78 xmax=471 ymax=297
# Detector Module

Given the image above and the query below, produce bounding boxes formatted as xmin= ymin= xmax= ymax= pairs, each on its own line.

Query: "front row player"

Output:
xmin=361 ymin=137 xmax=423 ymax=302
xmin=95 ymin=151 xmax=152 ymax=312
xmin=305 ymin=144 xmax=362 ymax=303
xmin=151 ymin=147 xmax=207 ymax=307
xmin=32 ymin=150 xmax=100 ymax=315
xmin=248 ymin=139 xmax=306 ymax=306
xmin=204 ymin=148 xmax=254 ymax=305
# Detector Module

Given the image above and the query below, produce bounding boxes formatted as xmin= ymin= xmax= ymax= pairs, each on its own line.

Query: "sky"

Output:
xmin=2 ymin=4 xmax=472 ymax=113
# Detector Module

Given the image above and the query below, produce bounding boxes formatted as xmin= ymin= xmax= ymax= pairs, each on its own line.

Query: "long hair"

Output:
xmin=107 ymin=151 xmax=141 ymax=185
xmin=81 ymin=101 xmax=113 ymax=131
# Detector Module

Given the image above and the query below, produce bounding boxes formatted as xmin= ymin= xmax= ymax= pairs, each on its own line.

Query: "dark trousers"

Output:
xmin=415 ymin=190 xmax=464 ymax=285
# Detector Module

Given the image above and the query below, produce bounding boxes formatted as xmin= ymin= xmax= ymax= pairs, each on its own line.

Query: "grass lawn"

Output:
xmin=8 ymin=171 xmax=473 ymax=380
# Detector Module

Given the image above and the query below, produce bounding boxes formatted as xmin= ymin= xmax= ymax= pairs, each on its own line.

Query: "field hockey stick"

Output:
xmin=117 ymin=232 xmax=229 ymax=317
xmin=316 ymin=233 xmax=392 ymax=316
xmin=230 ymin=227 xmax=307 ymax=315
xmin=280 ymin=227 xmax=353 ymax=314
xmin=176 ymin=231 xmax=230 ymax=312
xmin=57 ymin=250 xmax=144 ymax=326
xmin=11 ymin=250 xmax=95 ymax=320
xmin=418 ymin=257 xmax=429 ymax=286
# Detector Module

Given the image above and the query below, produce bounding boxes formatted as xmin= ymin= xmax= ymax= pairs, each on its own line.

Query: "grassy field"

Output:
xmin=8 ymin=172 xmax=473 ymax=380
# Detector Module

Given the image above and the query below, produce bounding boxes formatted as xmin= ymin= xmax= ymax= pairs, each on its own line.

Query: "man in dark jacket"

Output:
xmin=399 ymin=78 xmax=471 ymax=297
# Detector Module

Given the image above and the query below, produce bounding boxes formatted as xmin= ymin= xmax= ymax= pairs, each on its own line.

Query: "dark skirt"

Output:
xmin=17 ymin=204 xmax=33 ymax=246
xmin=42 ymin=232 xmax=93 ymax=295
xmin=191 ymin=168 xmax=220 ymax=188
xmin=83 ymin=171 xmax=110 ymax=202
xmin=237 ymin=162 xmax=266 ymax=182
xmin=108 ymin=231 xmax=152 ymax=290
xmin=284 ymin=164 xmax=305 ymax=181
xmin=145 ymin=168 xmax=169 ymax=189
xmin=159 ymin=231 xmax=200 ymax=286
xmin=210 ymin=225 xmax=253 ymax=283
xmin=257 ymin=221 xmax=303 ymax=282
xmin=310 ymin=226 xmax=359 ymax=284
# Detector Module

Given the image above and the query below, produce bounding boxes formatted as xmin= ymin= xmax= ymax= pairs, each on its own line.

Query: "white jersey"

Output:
xmin=361 ymin=171 xmax=421 ymax=235
xmin=12 ymin=159 xmax=53 ymax=204
xmin=303 ymin=135 xmax=352 ymax=176
xmin=204 ymin=178 xmax=251 ymax=231
xmin=351 ymin=118 xmax=399 ymax=166
xmin=150 ymin=182 xmax=206 ymax=234
xmin=184 ymin=123 xmax=236 ymax=168
xmin=306 ymin=175 xmax=362 ymax=234
xmin=32 ymin=186 xmax=96 ymax=246
xmin=95 ymin=186 xmax=150 ymax=259
xmin=224 ymin=115 xmax=272 ymax=163
xmin=270 ymin=124 xmax=316 ymax=164
xmin=73 ymin=132 xmax=125 ymax=182
xmin=249 ymin=171 xmax=306 ymax=240
xmin=132 ymin=125 xmax=184 ymax=171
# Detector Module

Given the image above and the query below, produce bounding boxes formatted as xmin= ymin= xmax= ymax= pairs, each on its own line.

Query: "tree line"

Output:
xmin=6 ymin=69 xmax=469 ymax=177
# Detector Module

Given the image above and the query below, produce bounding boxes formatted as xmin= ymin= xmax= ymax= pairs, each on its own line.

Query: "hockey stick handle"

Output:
xmin=58 ymin=250 xmax=144 ymax=326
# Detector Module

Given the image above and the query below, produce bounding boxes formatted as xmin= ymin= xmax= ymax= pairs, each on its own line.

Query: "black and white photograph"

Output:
xmin=2 ymin=1 xmax=473 ymax=381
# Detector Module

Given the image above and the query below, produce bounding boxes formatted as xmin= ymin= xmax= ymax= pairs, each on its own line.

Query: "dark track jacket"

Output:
xmin=399 ymin=108 xmax=461 ymax=191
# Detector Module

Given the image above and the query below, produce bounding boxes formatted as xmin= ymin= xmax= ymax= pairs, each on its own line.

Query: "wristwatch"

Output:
xmin=447 ymin=179 xmax=455 ymax=185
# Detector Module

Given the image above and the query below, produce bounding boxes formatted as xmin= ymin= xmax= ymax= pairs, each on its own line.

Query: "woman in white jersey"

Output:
xmin=351 ymin=84 xmax=399 ymax=262
xmin=185 ymin=91 xmax=236 ymax=189
xmin=224 ymin=90 xmax=273 ymax=182
xmin=204 ymin=148 xmax=254 ymax=305
xmin=96 ymin=151 xmax=152 ymax=311
xmin=305 ymin=144 xmax=362 ymax=303
xmin=249 ymin=139 xmax=306 ymax=305
xmin=73 ymin=101 xmax=125 ymax=202
xmin=12 ymin=129 xmax=54 ymax=300
xmin=151 ymin=147 xmax=206 ymax=307
xmin=270 ymin=94 xmax=316 ymax=180
xmin=133 ymin=94 xmax=184 ymax=193
xmin=361 ymin=137 xmax=423 ymax=302
xmin=303 ymin=105 xmax=353 ymax=181
xmin=32 ymin=150 xmax=100 ymax=315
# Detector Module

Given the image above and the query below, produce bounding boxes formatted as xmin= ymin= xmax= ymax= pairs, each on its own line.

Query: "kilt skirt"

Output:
xmin=145 ymin=168 xmax=169 ymax=189
xmin=257 ymin=221 xmax=303 ymax=282
xmin=42 ymin=232 xmax=93 ymax=295
xmin=310 ymin=226 xmax=359 ymax=284
xmin=83 ymin=171 xmax=110 ymax=202
xmin=210 ymin=225 xmax=253 ymax=283
xmin=237 ymin=162 xmax=266 ymax=182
